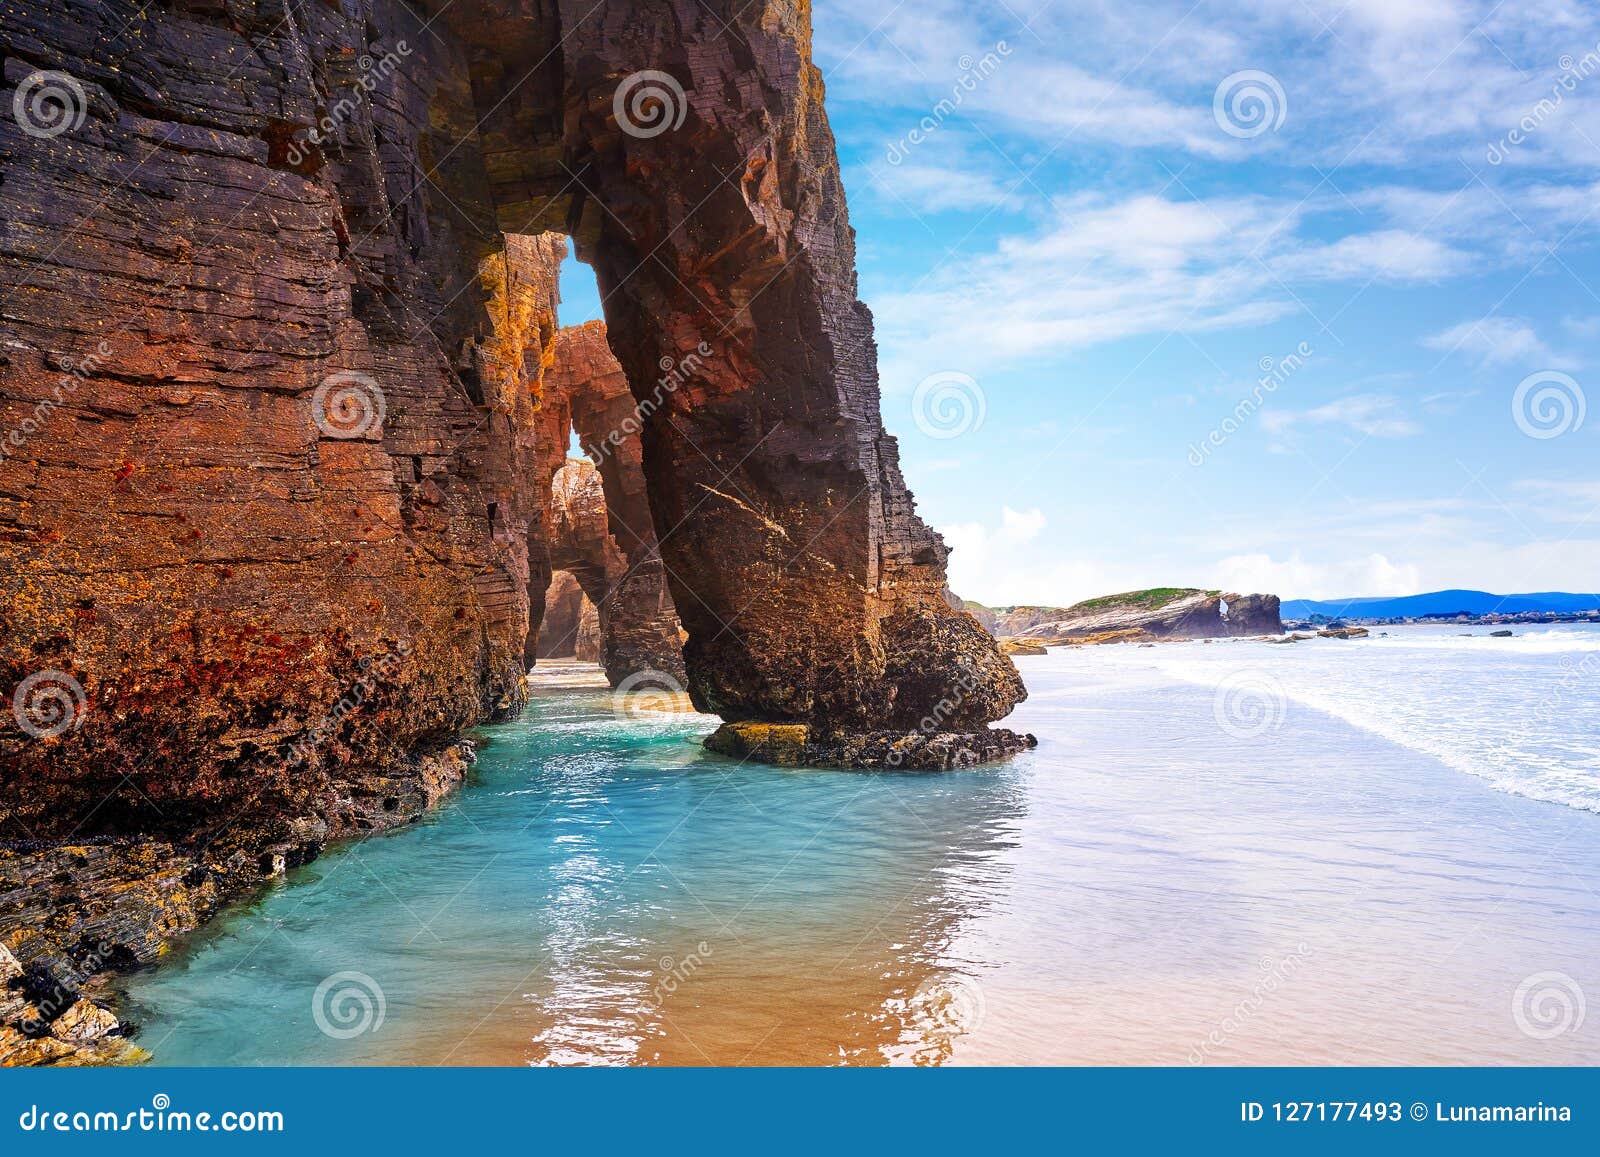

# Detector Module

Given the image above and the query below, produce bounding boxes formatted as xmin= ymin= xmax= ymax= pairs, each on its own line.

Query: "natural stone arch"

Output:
xmin=535 ymin=570 xmax=601 ymax=662
xmin=0 ymin=0 xmax=1041 ymax=1062
xmin=439 ymin=0 xmax=1026 ymax=736
xmin=0 ymin=0 xmax=1028 ymax=847
xmin=545 ymin=323 xmax=686 ymax=684
xmin=545 ymin=460 xmax=620 ymax=638
xmin=478 ymin=233 xmax=688 ymax=690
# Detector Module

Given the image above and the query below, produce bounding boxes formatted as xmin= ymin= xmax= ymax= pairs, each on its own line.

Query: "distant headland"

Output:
xmin=956 ymin=588 xmax=1282 ymax=650
xmin=1280 ymin=590 xmax=1600 ymax=626
xmin=957 ymin=586 xmax=1600 ymax=651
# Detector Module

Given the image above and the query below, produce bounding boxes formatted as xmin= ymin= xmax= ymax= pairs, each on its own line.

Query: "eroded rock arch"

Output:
xmin=0 ymin=0 xmax=1024 ymax=845
xmin=543 ymin=322 xmax=686 ymax=686
xmin=445 ymin=0 xmax=1026 ymax=734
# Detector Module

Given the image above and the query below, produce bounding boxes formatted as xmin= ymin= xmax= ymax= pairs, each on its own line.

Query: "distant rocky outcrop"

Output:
xmin=955 ymin=598 xmax=1001 ymax=634
xmin=963 ymin=588 xmax=1282 ymax=646
xmin=1000 ymin=639 xmax=1049 ymax=656
xmin=536 ymin=571 xmax=603 ymax=663
xmin=1217 ymin=593 xmax=1283 ymax=636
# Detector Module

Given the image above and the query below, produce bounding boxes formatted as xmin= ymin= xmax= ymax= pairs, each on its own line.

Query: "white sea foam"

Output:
xmin=1065 ymin=623 xmax=1600 ymax=814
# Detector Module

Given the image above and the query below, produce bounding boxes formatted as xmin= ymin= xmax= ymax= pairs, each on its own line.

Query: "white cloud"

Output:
xmin=974 ymin=60 xmax=1227 ymax=157
xmin=997 ymin=505 xmax=1047 ymax=541
xmin=1419 ymin=388 xmax=1478 ymax=414
xmin=942 ymin=553 xmax=1185 ymax=608
xmin=1193 ymin=491 xmax=1600 ymax=598
xmin=1214 ymin=551 xmax=1423 ymax=600
xmin=1260 ymin=393 xmax=1422 ymax=439
xmin=808 ymin=0 xmax=1600 ymax=605
xmin=943 ymin=502 xmax=1600 ymax=605
xmin=1271 ymin=230 xmax=1471 ymax=283
xmin=1335 ymin=180 xmax=1600 ymax=271
xmin=818 ymin=4 xmax=1233 ymax=159
xmin=863 ymin=159 xmax=1025 ymax=214
xmin=1003 ymin=193 xmax=1287 ymax=267
xmin=1423 ymin=317 xmax=1575 ymax=368
xmin=941 ymin=506 xmax=1076 ymax=603
xmin=869 ymin=193 xmax=1471 ymax=383
xmin=1410 ymin=536 xmax=1600 ymax=596
xmin=1210 ymin=536 xmax=1600 ymax=601
xmin=820 ymin=3 xmax=1600 ymax=392
xmin=1512 ymin=478 xmax=1600 ymax=523
xmin=1563 ymin=315 xmax=1600 ymax=340
xmin=818 ymin=0 xmax=1600 ymax=173
xmin=942 ymin=505 xmax=1046 ymax=556
xmin=863 ymin=178 xmax=1529 ymax=394
xmin=855 ymin=130 xmax=1032 ymax=216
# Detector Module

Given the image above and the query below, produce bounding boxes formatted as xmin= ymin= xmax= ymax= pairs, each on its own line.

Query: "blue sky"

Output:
xmin=567 ymin=0 xmax=1600 ymax=606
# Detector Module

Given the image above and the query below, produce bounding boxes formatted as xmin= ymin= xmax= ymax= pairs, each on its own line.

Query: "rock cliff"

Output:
xmin=540 ymin=455 xmax=679 ymax=678
xmin=1 ymin=0 xmax=1029 ymax=1061
xmin=979 ymin=589 xmax=1283 ymax=644
xmin=543 ymin=324 xmax=685 ymax=684
xmin=2 ymin=2 xmax=555 ymax=849
xmin=535 ymin=570 xmax=602 ymax=663
xmin=1217 ymin=593 xmax=1284 ymax=637
xmin=1 ymin=0 xmax=1023 ymax=839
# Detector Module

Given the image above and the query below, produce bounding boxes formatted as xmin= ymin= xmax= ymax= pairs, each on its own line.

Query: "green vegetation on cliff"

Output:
xmin=1068 ymin=587 xmax=1203 ymax=613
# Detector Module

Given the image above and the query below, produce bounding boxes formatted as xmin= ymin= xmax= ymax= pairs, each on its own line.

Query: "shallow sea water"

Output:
xmin=123 ymin=629 xmax=1600 ymax=1065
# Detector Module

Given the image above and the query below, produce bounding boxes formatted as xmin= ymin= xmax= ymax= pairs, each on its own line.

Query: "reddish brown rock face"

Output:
xmin=540 ymin=455 xmax=681 ymax=679
xmin=0 ymin=0 xmax=554 ymax=843
xmin=535 ymin=571 xmax=601 ymax=663
xmin=0 ymin=0 xmax=1022 ymax=845
xmin=545 ymin=323 xmax=686 ymax=685
xmin=453 ymin=1 xmax=1026 ymax=732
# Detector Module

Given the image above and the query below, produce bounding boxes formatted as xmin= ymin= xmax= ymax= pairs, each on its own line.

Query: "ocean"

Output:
xmin=121 ymin=625 xmax=1600 ymax=1065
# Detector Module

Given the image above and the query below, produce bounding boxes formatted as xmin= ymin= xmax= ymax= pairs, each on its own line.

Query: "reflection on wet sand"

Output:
xmin=124 ymin=638 xmax=1600 ymax=1067
xmin=400 ymin=708 xmax=1028 ymax=1066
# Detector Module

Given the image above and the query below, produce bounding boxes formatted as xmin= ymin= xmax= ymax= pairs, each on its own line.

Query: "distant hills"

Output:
xmin=1281 ymin=590 xmax=1599 ymax=620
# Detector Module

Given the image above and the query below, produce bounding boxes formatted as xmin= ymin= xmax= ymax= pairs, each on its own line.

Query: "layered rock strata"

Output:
xmin=438 ymin=1 xmax=1027 ymax=737
xmin=535 ymin=570 xmax=602 ymax=663
xmin=1 ymin=2 xmax=563 ymax=848
xmin=977 ymin=590 xmax=1282 ymax=645
xmin=541 ymin=457 xmax=636 ymax=673
xmin=2 ymin=0 xmax=1023 ymax=804
xmin=0 ymin=0 xmax=1029 ymax=1061
xmin=545 ymin=322 xmax=686 ymax=685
